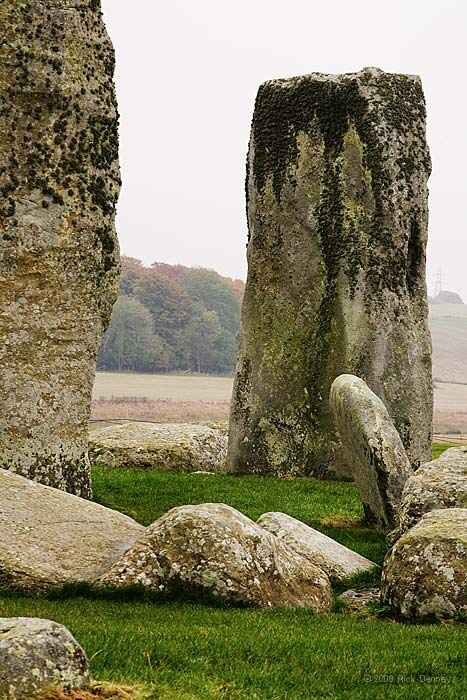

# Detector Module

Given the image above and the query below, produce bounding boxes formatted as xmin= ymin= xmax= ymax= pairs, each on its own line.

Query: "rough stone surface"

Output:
xmin=257 ymin=511 xmax=376 ymax=581
xmin=0 ymin=469 xmax=144 ymax=593
xmin=330 ymin=374 xmax=412 ymax=529
xmin=381 ymin=509 xmax=467 ymax=620
xmin=228 ymin=67 xmax=432 ymax=478
xmin=89 ymin=422 xmax=228 ymax=472
xmin=0 ymin=0 xmax=121 ymax=497
xmin=396 ymin=447 xmax=467 ymax=537
xmin=99 ymin=503 xmax=332 ymax=611
xmin=338 ymin=588 xmax=380 ymax=614
xmin=0 ymin=617 xmax=88 ymax=699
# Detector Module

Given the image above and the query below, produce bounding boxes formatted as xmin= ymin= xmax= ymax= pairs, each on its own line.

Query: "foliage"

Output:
xmin=98 ymin=258 xmax=244 ymax=375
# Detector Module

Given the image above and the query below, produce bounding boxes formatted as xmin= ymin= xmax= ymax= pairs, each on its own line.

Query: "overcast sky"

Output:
xmin=102 ymin=0 xmax=466 ymax=299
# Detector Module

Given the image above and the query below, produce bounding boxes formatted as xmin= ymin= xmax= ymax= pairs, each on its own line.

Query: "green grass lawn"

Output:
xmin=0 ymin=444 xmax=465 ymax=699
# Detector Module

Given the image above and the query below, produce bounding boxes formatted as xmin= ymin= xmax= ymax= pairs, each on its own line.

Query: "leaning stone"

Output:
xmin=89 ymin=422 xmax=227 ymax=472
xmin=396 ymin=446 xmax=467 ymax=537
xmin=257 ymin=512 xmax=376 ymax=581
xmin=330 ymin=374 xmax=412 ymax=529
xmin=0 ymin=618 xmax=88 ymax=699
xmin=0 ymin=469 xmax=144 ymax=593
xmin=381 ymin=509 xmax=467 ymax=620
xmin=99 ymin=503 xmax=332 ymax=611
xmin=0 ymin=0 xmax=121 ymax=497
xmin=228 ymin=67 xmax=432 ymax=478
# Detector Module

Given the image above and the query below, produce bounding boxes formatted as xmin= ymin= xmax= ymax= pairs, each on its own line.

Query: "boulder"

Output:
xmin=228 ymin=67 xmax=432 ymax=478
xmin=257 ymin=512 xmax=376 ymax=581
xmin=381 ymin=509 xmax=467 ymax=620
xmin=0 ymin=0 xmax=120 ymax=497
xmin=0 ymin=469 xmax=144 ymax=593
xmin=396 ymin=446 xmax=467 ymax=536
xmin=330 ymin=374 xmax=412 ymax=529
xmin=99 ymin=503 xmax=332 ymax=611
xmin=0 ymin=618 xmax=88 ymax=699
xmin=89 ymin=422 xmax=227 ymax=472
xmin=338 ymin=588 xmax=380 ymax=614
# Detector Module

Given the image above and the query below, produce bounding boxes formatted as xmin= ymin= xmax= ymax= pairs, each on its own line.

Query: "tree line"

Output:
xmin=97 ymin=257 xmax=245 ymax=375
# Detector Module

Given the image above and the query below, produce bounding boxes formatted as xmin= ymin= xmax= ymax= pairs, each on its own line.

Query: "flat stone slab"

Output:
xmin=89 ymin=422 xmax=228 ymax=472
xmin=0 ymin=469 xmax=144 ymax=593
xmin=0 ymin=617 xmax=88 ymax=699
xmin=257 ymin=512 xmax=377 ymax=581
xmin=396 ymin=446 xmax=467 ymax=536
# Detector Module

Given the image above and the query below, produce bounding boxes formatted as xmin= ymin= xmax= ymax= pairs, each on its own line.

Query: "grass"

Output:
xmin=1 ymin=443 xmax=465 ymax=699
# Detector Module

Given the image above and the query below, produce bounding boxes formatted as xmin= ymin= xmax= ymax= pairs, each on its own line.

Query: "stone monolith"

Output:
xmin=0 ymin=0 xmax=120 ymax=496
xmin=228 ymin=67 xmax=432 ymax=477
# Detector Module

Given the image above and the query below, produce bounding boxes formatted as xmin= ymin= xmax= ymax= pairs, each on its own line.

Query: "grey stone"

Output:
xmin=396 ymin=446 xmax=467 ymax=537
xmin=0 ymin=617 xmax=88 ymax=699
xmin=89 ymin=422 xmax=227 ymax=472
xmin=0 ymin=0 xmax=121 ymax=497
xmin=257 ymin=512 xmax=376 ymax=581
xmin=338 ymin=588 xmax=380 ymax=614
xmin=99 ymin=503 xmax=332 ymax=611
xmin=330 ymin=374 xmax=412 ymax=530
xmin=0 ymin=469 xmax=144 ymax=593
xmin=228 ymin=67 xmax=432 ymax=478
xmin=381 ymin=509 xmax=467 ymax=620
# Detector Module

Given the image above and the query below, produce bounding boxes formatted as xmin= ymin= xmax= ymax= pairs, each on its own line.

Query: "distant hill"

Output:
xmin=429 ymin=294 xmax=467 ymax=384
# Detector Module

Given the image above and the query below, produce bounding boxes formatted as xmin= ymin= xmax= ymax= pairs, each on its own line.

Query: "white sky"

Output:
xmin=102 ymin=0 xmax=466 ymax=299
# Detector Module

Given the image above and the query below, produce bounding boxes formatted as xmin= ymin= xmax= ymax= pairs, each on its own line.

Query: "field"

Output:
xmin=92 ymin=371 xmax=467 ymax=437
xmin=1 ymin=445 xmax=465 ymax=700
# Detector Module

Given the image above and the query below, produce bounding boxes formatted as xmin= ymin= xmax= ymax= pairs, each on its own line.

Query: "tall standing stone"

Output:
xmin=0 ymin=0 xmax=120 ymax=496
xmin=228 ymin=68 xmax=432 ymax=476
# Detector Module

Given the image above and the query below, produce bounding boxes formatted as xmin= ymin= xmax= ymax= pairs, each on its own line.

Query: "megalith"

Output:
xmin=228 ymin=68 xmax=432 ymax=477
xmin=0 ymin=0 xmax=120 ymax=497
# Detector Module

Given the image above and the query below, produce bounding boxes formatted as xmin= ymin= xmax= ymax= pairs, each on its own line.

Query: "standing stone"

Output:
xmin=0 ymin=1 xmax=121 ymax=496
xmin=228 ymin=68 xmax=432 ymax=477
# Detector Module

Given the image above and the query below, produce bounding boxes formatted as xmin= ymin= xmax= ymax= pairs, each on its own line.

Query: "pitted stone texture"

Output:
xmin=396 ymin=447 xmax=467 ymax=537
xmin=0 ymin=0 xmax=121 ymax=496
xmin=381 ymin=509 xmax=467 ymax=620
xmin=228 ymin=67 xmax=432 ymax=478
xmin=257 ymin=512 xmax=376 ymax=581
xmin=0 ymin=469 xmax=144 ymax=593
xmin=330 ymin=374 xmax=412 ymax=530
xmin=99 ymin=503 xmax=332 ymax=611
xmin=0 ymin=617 xmax=88 ymax=699
xmin=89 ymin=422 xmax=228 ymax=472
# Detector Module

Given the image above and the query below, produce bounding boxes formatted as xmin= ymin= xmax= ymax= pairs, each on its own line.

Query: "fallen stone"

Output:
xmin=330 ymin=374 xmax=412 ymax=530
xmin=381 ymin=509 xmax=467 ymax=620
xmin=0 ymin=469 xmax=144 ymax=593
xmin=99 ymin=503 xmax=332 ymax=611
xmin=257 ymin=512 xmax=376 ymax=581
xmin=338 ymin=588 xmax=380 ymax=614
xmin=396 ymin=447 xmax=467 ymax=537
xmin=228 ymin=67 xmax=432 ymax=478
xmin=0 ymin=618 xmax=88 ymax=699
xmin=89 ymin=422 xmax=227 ymax=472
xmin=0 ymin=0 xmax=121 ymax=498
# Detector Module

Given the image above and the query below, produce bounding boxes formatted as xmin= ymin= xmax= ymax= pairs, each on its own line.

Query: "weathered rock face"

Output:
xmin=89 ymin=422 xmax=228 ymax=472
xmin=330 ymin=374 xmax=412 ymax=529
xmin=0 ymin=617 xmax=88 ymax=699
xmin=99 ymin=503 xmax=333 ymax=611
xmin=257 ymin=512 xmax=376 ymax=581
xmin=228 ymin=67 xmax=432 ymax=478
xmin=0 ymin=0 xmax=121 ymax=497
xmin=0 ymin=469 xmax=144 ymax=593
xmin=381 ymin=509 xmax=467 ymax=620
xmin=396 ymin=446 xmax=467 ymax=537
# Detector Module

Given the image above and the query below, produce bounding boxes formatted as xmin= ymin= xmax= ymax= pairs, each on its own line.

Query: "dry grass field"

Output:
xmin=92 ymin=370 xmax=467 ymax=437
